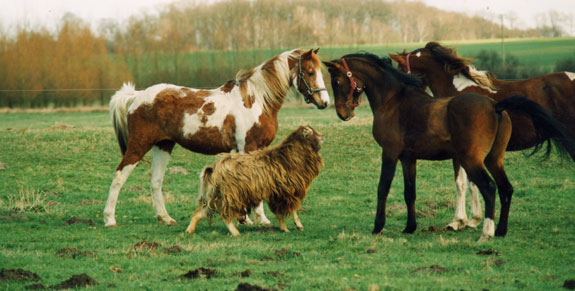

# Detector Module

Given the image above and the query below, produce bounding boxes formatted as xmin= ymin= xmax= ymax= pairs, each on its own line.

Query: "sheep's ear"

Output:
xmin=302 ymin=126 xmax=313 ymax=137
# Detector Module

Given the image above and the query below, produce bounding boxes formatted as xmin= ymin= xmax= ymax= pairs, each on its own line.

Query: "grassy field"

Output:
xmin=1 ymin=106 xmax=575 ymax=290
xmin=127 ymin=37 xmax=575 ymax=89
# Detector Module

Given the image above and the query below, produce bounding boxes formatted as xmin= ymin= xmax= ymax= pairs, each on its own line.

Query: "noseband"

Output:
xmin=335 ymin=58 xmax=364 ymax=109
xmin=298 ymin=55 xmax=327 ymax=104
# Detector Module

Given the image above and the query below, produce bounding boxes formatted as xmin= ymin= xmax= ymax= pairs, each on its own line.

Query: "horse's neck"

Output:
xmin=243 ymin=58 xmax=294 ymax=115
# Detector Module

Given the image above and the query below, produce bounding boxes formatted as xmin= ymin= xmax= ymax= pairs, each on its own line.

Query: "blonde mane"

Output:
xmin=236 ymin=49 xmax=305 ymax=115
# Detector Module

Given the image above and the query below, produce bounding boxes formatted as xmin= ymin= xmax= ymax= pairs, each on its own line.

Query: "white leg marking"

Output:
xmin=151 ymin=146 xmax=176 ymax=225
xmin=104 ymin=163 xmax=138 ymax=227
xmin=447 ymin=167 xmax=468 ymax=230
xmin=254 ymin=201 xmax=272 ymax=225
xmin=478 ymin=218 xmax=495 ymax=242
xmin=467 ymin=182 xmax=482 ymax=228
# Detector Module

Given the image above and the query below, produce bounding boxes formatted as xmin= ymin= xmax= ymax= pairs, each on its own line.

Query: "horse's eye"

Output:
xmin=336 ymin=80 xmax=341 ymax=86
xmin=308 ymin=71 xmax=314 ymax=77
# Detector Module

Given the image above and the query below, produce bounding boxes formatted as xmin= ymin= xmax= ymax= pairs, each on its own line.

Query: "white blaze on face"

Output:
xmin=565 ymin=71 xmax=575 ymax=81
xmin=415 ymin=51 xmax=421 ymax=57
xmin=315 ymin=66 xmax=331 ymax=107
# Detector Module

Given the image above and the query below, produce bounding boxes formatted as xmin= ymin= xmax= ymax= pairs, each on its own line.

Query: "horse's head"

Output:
xmin=323 ymin=59 xmax=366 ymax=121
xmin=295 ymin=49 xmax=330 ymax=109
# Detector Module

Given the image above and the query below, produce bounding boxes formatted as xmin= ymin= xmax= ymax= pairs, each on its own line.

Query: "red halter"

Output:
xmin=335 ymin=58 xmax=364 ymax=108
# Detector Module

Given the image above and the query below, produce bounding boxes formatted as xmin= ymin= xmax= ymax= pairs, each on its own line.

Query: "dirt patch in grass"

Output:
xmin=51 ymin=273 xmax=98 ymax=289
xmin=484 ymin=257 xmax=507 ymax=267
xmin=412 ymin=265 xmax=450 ymax=274
xmin=62 ymin=217 xmax=95 ymax=226
xmin=0 ymin=161 xmax=7 ymax=170
xmin=56 ymin=247 xmax=97 ymax=259
xmin=236 ymin=282 xmax=270 ymax=291
xmin=477 ymin=249 xmax=501 ymax=256
xmin=0 ymin=268 xmax=41 ymax=282
xmin=239 ymin=269 xmax=251 ymax=278
xmin=366 ymin=248 xmax=378 ymax=254
xmin=274 ymin=248 xmax=301 ymax=259
xmin=0 ymin=212 xmax=29 ymax=222
xmin=563 ymin=279 xmax=575 ymax=290
xmin=421 ymin=226 xmax=446 ymax=234
xmin=163 ymin=245 xmax=183 ymax=254
xmin=180 ymin=268 xmax=218 ymax=279
xmin=131 ymin=241 xmax=161 ymax=251
xmin=24 ymin=283 xmax=45 ymax=289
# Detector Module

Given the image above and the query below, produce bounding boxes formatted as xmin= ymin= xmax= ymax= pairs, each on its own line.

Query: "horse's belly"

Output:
xmin=177 ymin=127 xmax=237 ymax=155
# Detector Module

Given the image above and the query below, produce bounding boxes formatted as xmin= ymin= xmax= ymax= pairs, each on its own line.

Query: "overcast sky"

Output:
xmin=1 ymin=0 xmax=574 ymax=33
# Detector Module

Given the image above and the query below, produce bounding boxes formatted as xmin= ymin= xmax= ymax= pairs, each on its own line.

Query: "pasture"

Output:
xmin=1 ymin=106 xmax=574 ymax=290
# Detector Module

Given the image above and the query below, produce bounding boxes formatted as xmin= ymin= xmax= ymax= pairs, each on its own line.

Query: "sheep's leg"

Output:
xmin=278 ymin=216 xmax=289 ymax=232
xmin=292 ymin=210 xmax=304 ymax=231
xmin=185 ymin=207 xmax=208 ymax=236
xmin=224 ymin=218 xmax=240 ymax=236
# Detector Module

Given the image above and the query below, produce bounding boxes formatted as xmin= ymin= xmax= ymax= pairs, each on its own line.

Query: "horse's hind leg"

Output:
xmin=151 ymin=143 xmax=177 ymax=225
xmin=467 ymin=182 xmax=482 ymax=228
xmin=485 ymin=116 xmax=513 ymax=237
xmin=104 ymin=146 xmax=150 ymax=227
xmin=447 ymin=161 xmax=469 ymax=230
xmin=461 ymin=161 xmax=497 ymax=242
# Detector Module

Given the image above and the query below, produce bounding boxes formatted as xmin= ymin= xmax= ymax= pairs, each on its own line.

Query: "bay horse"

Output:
xmin=323 ymin=53 xmax=575 ymax=241
xmin=104 ymin=49 xmax=330 ymax=228
xmin=389 ymin=42 xmax=575 ymax=231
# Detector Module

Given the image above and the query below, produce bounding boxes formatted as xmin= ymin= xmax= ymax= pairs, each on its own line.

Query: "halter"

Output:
xmin=298 ymin=55 xmax=327 ymax=104
xmin=406 ymin=53 xmax=412 ymax=74
xmin=335 ymin=58 xmax=364 ymax=108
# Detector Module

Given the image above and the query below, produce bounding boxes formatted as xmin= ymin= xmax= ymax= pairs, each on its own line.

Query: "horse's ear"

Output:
xmin=388 ymin=53 xmax=405 ymax=66
xmin=322 ymin=61 xmax=342 ymax=72
xmin=313 ymin=48 xmax=320 ymax=54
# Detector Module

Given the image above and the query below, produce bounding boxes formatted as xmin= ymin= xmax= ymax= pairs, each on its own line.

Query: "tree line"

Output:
xmin=0 ymin=0 xmax=570 ymax=108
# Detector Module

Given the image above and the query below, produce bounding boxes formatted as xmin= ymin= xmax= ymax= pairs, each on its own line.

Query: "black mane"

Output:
xmin=338 ymin=53 xmax=423 ymax=88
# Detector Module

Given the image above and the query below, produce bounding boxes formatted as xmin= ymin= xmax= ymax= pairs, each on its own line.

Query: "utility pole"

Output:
xmin=500 ymin=14 xmax=505 ymax=71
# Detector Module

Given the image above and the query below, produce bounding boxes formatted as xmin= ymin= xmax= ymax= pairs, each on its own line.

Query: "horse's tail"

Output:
xmin=494 ymin=95 xmax=575 ymax=161
xmin=109 ymin=82 xmax=137 ymax=155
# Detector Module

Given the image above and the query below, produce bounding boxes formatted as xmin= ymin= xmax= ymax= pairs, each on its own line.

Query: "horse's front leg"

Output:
xmin=373 ymin=154 xmax=398 ymax=235
xmin=401 ymin=158 xmax=417 ymax=234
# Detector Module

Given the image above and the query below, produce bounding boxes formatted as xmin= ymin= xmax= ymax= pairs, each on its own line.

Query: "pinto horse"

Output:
xmin=324 ymin=53 xmax=575 ymax=241
xmin=389 ymin=42 xmax=575 ymax=230
xmin=104 ymin=49 xmax=330 ymax=228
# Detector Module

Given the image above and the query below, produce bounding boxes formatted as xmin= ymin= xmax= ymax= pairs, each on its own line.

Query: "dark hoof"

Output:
xmin=495 ymin=228 xmax=507 ymax=237
xmin=402 ymin=225 xmax=417 ymax=234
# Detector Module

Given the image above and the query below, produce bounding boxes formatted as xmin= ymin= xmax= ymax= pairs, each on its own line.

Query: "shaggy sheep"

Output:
xmin=186 ymin=125 xmax=324 ymax=236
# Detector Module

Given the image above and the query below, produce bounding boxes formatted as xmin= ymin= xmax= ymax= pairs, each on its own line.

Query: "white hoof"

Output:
xmin=466 ymin=216 xmax=482 ymax=228
xmin=157 ymin=216 xmax=177 ymax=226
xmin=446 ymin=218 xmax=467 ymax=231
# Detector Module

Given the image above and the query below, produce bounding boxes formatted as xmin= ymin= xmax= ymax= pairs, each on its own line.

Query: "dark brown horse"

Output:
xmin=389 ymin=42 xmax=575 ymax=230
xmin=104 ymin=49 xmax=330 ymax=228
xmin=324 ymin=53 xmax=575 ymax=241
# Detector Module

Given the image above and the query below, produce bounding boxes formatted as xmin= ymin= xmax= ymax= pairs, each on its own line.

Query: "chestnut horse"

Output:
xmin=390 ymin=42 xmax=575 ymax=230
xmin=104 ymin=49 xmax=330 ymax=227
xmin=324 ymin=53 xmax=575 ymax=241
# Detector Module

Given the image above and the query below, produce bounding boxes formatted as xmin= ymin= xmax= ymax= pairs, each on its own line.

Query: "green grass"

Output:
xmin=1 ymin=106 xmax=574 ymax=290
xmin=125 ymin=38 xmax=575 ymax=89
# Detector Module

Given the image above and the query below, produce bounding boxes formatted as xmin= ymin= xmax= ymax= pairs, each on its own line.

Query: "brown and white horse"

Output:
xmin=390 ymin=42 xmax=575 ymax=231
xmin=104 ymin=49 xmax=330 ymax=227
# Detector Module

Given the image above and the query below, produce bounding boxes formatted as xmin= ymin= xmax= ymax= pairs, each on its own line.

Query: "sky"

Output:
xmin=0 ymin=0 xmax=574 ymax=33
